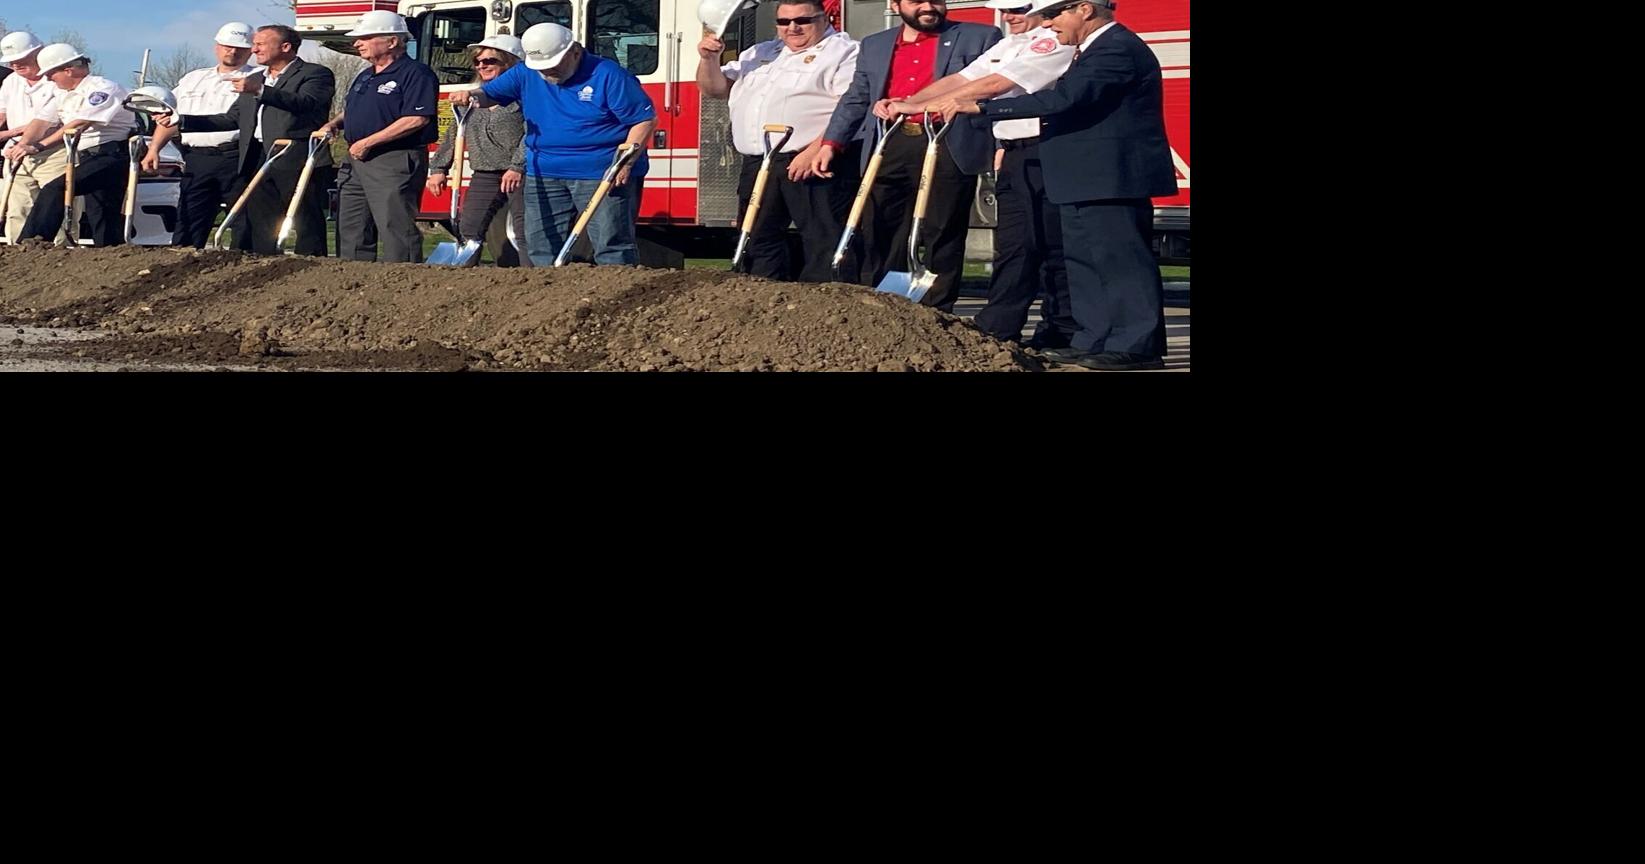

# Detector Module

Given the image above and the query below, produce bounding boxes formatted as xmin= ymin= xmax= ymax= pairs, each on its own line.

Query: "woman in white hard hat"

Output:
xmin=9 ymin=43 xmax=138 ymax=245
xmin=425 ymin=34 xmax=530 ymax=267
xmin=1 ymin=31 xmax=64 ymax=244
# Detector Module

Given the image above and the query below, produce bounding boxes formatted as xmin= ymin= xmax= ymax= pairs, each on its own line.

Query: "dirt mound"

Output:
xmin=0 ymin=243 xmax=1037 ymax=371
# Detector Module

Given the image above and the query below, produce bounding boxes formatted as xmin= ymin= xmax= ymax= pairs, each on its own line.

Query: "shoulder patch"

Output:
xmin=87 ymin=91 xmax=110 ymax=106
xmin=1030 ymin=38 xmax=1058 ymax=55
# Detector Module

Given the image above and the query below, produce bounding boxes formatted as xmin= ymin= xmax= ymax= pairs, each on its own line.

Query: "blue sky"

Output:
xmin=2 ymin=0 xmax=310 ymax=86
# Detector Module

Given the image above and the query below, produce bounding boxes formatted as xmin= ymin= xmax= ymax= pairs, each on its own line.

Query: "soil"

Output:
xmin=0 ymin=242 xmax=1040 ymax=372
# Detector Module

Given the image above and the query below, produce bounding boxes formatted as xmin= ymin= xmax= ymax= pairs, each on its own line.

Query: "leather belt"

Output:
xmin=998 ymin=136 xmax=1040 ymax=151
xmin=899 ymin=121 xmax=927 ymax=136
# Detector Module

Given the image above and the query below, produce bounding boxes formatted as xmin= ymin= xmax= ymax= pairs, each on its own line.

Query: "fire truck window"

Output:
xmin=589 ymin=0 xmax=660 ymax=76
xmin=419 ymin=8 xmax=489 ymax=84
xmin=515 ymin=1 xmax=573 ymax=32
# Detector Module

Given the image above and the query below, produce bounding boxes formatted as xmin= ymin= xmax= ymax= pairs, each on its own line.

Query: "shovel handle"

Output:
xmin=912 ymin=139 xmax=941 ymax=221
xmin=845 ymin=149 xmax=885 ymax=232
xmin=567 ymin=180 xmax=611 ymax=242
xmin=449 ymin=109 xmax=468 ymax=224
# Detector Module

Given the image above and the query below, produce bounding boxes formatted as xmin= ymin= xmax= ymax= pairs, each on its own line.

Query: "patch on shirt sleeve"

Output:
xmin=1030 ymin=38 xmax=1058 ymax=55
xmin=88 ymin=91 xmax=110 ymax=106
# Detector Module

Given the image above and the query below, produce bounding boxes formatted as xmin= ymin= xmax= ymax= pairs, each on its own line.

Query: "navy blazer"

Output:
xmin=980 ymin=23 xmax=1176 ymax=204
xmin=823 ymin=21 xmax=1002 ymax=175
xmin=181 ymin=58 xmax=336 ymax=172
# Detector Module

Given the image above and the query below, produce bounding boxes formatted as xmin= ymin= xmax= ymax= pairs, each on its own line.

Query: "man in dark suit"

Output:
xmin=807 ymin=0 xmax=1000 ymax=311
xmin=935 ymin=0 xmax=1177 ymax=370
xmin=150 ymin=24 xmax=334 ymax=255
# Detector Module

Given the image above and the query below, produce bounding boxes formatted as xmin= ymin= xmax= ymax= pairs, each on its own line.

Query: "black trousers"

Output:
xmin=734 ymin=149 xmax=858 ymax=283
xmin=975 ymin=140 xmax=1075 ymax=343
xmin=858 ymin=129 xmax=977 ymax=311
xmin=1059 ymin=197 xmax=1167 ymax=357
xmin=242 ymin=138 xmax=329 ymax=256
xmin=174 ymin=146 xmax=249 ymax=249
xmin=458 ymin=169 xmax=529 ymax=268
xmin=19 ymin=140 xmax=129 ymax=246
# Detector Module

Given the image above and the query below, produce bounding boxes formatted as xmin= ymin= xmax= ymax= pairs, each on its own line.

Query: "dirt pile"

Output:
xmin=0 ymin=243 xmax=1037 ymax=371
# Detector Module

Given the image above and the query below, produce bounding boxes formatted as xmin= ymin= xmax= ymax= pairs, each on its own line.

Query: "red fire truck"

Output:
xmin=294 ymin=0 xmax=1188 ymax=261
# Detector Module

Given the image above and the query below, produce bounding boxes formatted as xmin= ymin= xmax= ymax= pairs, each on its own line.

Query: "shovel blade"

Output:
xmin=874 ymin=269 xmax=935 ymax=304
xmin=450 ymin=239 xmax=483 ymax=266
xmin=426 ymin=241 xmax=460 ymax=265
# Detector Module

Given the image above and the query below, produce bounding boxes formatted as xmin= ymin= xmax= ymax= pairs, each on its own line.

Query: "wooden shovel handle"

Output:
xmin=912 ymin=141 xmax=940 ymax=221
xmin=568 ymin=180 xmax=613 ymax=241
xmin=846 ymin=150 xmax=884 ymax=232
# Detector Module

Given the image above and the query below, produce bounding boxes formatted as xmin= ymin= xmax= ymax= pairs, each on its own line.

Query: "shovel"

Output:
xmin=730 ymin=123 xmax=794 ymax=269
xmin=277 ymin=130 xmax=332 ymax=255
xmin=427 ymin=105 xmax=482 ymax=265
xmin=55 ymin=131 xmax=81 ymax=248
xmin=875 ymin=115 xmax=952 ymax=303
xmin=553 ymin=143 xmax=642 ymax=267
xmin=831 ymin=114 xmax=901 ymax=278
xmin=122 ymin=136 xmax=144 ymax=243
xmin=1 ymin=156 xmax=15 ymax=244
xmin=210 ymin=138 xmax=293 ymax=251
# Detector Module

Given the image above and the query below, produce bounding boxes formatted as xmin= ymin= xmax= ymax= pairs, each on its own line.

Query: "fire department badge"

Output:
xmin=1030 ymin=38 xmax=1057 ymax=55
xmin=804 ymin=54 xmax=816 ymax=64
xmin=88 ymin=91 xmax=109 ymax=106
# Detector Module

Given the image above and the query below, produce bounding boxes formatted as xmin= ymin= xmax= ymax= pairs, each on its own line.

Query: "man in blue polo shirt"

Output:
xmin=451 ymin=23 xmax=655 ymax=266
xmin=316 ymin=11 xmax=438 ymax=262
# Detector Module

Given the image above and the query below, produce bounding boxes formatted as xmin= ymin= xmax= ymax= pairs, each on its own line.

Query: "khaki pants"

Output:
xmin=3 ymin=144 xmax=70 ymax=244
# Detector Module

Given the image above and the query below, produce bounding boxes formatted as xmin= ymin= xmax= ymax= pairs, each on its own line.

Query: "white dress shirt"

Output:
xmin=721 ymin=28 xmax=859 ymax=155
xmin=958 ymin=27 xmax=1074 ymax=141
xmin=33 ymin=75 xmax=135 ymax=149
xmin=173 ymin=63 xmax=262 ymax=147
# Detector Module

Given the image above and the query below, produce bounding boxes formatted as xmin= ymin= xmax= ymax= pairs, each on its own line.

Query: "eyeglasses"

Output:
xmin=473 ymin=58 xmax=501 ymax=67
xmin=775 ymin=14 xmax=825 ymax=26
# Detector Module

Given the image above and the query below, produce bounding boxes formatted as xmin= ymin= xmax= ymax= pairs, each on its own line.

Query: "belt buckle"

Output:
xmin=899 ymin=121 xmax=924 ymax=137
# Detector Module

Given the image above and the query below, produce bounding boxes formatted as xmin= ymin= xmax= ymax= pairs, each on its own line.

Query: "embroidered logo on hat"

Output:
xmin=1030 ymin=37 xmax=1057 ymax=54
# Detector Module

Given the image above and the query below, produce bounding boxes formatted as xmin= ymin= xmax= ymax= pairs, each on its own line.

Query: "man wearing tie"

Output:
xmin=933 ymin=0 xmax=1177 ymax=370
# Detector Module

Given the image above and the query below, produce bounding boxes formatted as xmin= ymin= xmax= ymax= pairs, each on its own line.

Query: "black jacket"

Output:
xmin=181 ymin=58 xmax=336 ymax=172
xmin=980 ymin=23 xmax=1177 ymax=204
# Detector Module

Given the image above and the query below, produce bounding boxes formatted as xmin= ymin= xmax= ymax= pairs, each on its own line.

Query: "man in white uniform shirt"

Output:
xmin=698 ymin=1 xmax=859 ymax=282
xmin=1 ymin=31 xmax=67 ymax=243
xmin=10 ymin=43 xmax=136 ymax=245
xmin=878 ymin=0 xmax=1076 ymax=346
xmin=145 ymin=22 xmax=262 ymax=248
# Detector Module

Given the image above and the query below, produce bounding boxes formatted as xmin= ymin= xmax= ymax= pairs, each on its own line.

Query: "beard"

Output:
xmin=899 ymin=9 xmax=946 ymax=33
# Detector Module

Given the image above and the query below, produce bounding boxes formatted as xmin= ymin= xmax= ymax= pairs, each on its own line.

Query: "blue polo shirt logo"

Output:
xmin=377 ymin=80 xmax=399 ymax=95
xmin=578 ymin=85 xmax=594 ymax=102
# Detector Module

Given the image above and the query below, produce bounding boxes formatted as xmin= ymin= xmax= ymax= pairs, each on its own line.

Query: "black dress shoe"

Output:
xmin=1075 ymin=351 xmax=1165 ymax=371
xmin=1038 ymin=346 xmax=1093 ymax=365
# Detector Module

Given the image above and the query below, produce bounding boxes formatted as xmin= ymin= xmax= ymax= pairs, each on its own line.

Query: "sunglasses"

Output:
xmin=473 ymin=58 xmax=501 ymax=67
xmin=1000 ymin=5 xmax=1032 ymax=12
xmin=775 ymin=14 xmax=825 ymax=25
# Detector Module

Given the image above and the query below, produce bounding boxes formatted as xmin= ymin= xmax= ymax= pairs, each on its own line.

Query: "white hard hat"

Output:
xmin=472 ymin=34 xmax=525 ymax=60
xmin=697 ymin=0 xmax=759 ymax=38
xmin=520 ymin=23 xmax=574 ymax=70
xmin=125 ymin=84 xmax=177 ymax=114
xmin=1 ymin=31 xmax=45 ymax=65
xmin=36 ymin=43 xmax=87 ymax=76
xmin=1026 ymin=0 xmax=1114 ymax=14
xmin=345 ymin=10 xmax=411 ymax=38
xmin=985 ymin=0 xmax=1033 ymax=8
xmin=214 ymin=22 xmax=255 ymax=49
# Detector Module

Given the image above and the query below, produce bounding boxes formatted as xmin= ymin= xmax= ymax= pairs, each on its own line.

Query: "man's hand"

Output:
xmin=426 ymin=172 xmax=447 ymax=196
xmin=312 ymin=127 xmax=332 ymax=139
xmin=930 ymin=98 xmax=981 ymax=122
xmin=614 ymin=163 xmax=633 ymax=187
xmin=349 ymin=139 xmax=372 ymax=161
xmin=872 ymin=99 xmax=902 ymax=120
xmin=698 ymin=36 xmax=724 ymax=60
xmin=448 ymin=89 xmax=473 ymax=108
xmin=5 ymin=142 xmax=34 ymax=164
xmin=155 ymin=112 xmax=179 ymax=128
xmin=501 ymin=169 xmax=522 ymax=194
xmin=788 ymin=139 xmax=823 ymax=182
xmin=994 ymin=147 xmax=1004 ymax=173
xmin=811 ymin=143 xmax=836 ymax=179
xmin=231 ymin=75 xmax=263 ymax=96
xmin=141 ymin=148 xmax=162 ymax=174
